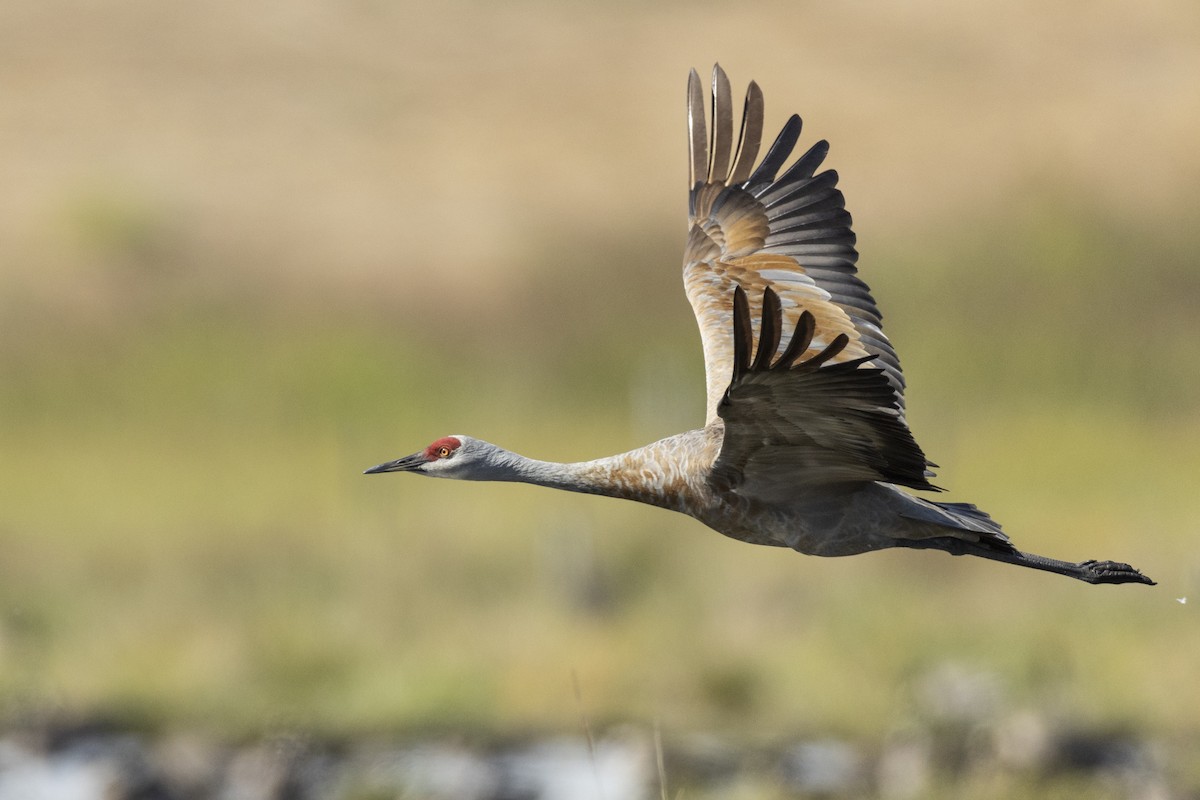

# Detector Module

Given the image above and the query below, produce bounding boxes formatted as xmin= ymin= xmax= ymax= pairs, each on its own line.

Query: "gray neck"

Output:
xmin=482 ymin=448 xmax=623 ymax=497
xmin=463 ymin=436 xmax=695 ymax=512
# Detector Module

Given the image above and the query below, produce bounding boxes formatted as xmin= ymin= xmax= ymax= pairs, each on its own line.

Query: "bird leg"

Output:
xmin=894 ymin=536 xmax=1155 ymax=586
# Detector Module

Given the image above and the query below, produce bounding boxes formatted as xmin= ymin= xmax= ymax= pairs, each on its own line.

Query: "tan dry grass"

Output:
xmin=2 ymin=0 xmax=1198 ymax=311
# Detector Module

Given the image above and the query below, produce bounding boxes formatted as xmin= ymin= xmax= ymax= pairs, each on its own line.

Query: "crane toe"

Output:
xmin=1078 ymin=560 xmax=1156 ymax=586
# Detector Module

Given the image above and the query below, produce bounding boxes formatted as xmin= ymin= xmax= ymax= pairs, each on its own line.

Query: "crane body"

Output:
xmin=367 ymin=66 xmax=1153 ymax=587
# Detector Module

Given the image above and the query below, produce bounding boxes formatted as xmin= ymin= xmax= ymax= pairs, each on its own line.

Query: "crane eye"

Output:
xmin=424 ymin=436 xmax=462 ymax=460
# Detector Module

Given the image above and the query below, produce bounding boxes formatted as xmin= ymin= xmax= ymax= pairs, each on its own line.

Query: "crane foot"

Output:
xmin=1077 ymin=560 xmax=1156 ymax=586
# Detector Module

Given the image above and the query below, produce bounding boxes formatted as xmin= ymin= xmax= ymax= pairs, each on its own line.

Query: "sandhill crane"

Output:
xmin=367 ymin=65 xmax=1153 ymax=586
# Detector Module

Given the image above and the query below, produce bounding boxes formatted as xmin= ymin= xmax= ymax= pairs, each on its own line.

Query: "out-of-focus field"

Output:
xmin=1 ymin=0 xmax=1198 ymax=763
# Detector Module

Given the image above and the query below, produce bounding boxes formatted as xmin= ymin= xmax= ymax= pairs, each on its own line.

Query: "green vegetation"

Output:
xmin=1 ymin=201 xmax=1195 ymax=744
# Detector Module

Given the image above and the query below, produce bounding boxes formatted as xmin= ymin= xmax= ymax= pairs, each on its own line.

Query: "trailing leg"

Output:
xmin=895 ymin=536 xmax=1155 ymax=586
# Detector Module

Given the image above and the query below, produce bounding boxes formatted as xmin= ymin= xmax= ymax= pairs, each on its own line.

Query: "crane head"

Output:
xmin=364 ymin=435 xmax=499 ymax=479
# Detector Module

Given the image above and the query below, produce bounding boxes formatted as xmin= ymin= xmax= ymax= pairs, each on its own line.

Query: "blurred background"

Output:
xmin=2 ymin=0 xmax=1199 ymax=797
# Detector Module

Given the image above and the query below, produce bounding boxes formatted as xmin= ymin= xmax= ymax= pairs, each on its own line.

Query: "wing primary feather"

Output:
xmin=821 ymin=354 xmax=878 ymax=372
xmin=752 ymin=287 xmax=782 ymax=372
xmin=801 ymin=333 xmax=850 ymax=371
xmin=775 ymin=139 xmax=830 ymax=184
xmin=776 ymin=310 xmax=816 ymax=370
xmin=770 ymin=194 xmax=847 ymax=223
xmin=728 ymin=81 xmax=764 ymax=185
xmin=731 ymin=285 xmax=753 ymax=382
xmin=747 ymin=114 xmax=802 ymax=187
xmin=687 ymin=69 xmax=707 ymax=189
xmin=708 ymin=64 xmax=734 ymax=183
xmin=760 ymin=169 xmax=839 ymax=209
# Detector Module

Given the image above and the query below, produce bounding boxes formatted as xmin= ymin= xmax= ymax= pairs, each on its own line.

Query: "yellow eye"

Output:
xmin=436 ymin=446 xmax=451 ymax=458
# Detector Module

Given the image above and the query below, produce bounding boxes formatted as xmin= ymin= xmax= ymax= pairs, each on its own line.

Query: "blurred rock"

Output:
xmin=993 ymin=709 xmax=1053 ymax=770
xmin=876 ymin=730 xmax=932 ymax=800
xmin=781 ymin=739 xmax=865 ymax=795
xmin=0 ymin=721 xmax=1189 ymax=800
xmin=152 ymin=734 xmax=228 ymax=799
xmin=497 ymin=736 xmax=650 ymax=800
xmin=0 ymin=736 xmax=116 ymax=800
xmin=344 ymin=742 xmax=499 ymax=800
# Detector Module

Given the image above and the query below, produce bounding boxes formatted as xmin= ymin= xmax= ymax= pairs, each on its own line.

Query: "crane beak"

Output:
xmin=363 ymin=452 xmax=427 ymax=474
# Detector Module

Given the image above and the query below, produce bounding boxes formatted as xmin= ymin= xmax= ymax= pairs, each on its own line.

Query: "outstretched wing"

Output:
xmin=710 ymin=287 xmax=937 ymax=502
xmin=685 ymin=64 xmax=904 ymax=426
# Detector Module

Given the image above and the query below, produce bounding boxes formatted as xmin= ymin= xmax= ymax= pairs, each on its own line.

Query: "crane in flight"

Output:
xmin=367 ymin=65 xmax=1153 ymax=586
